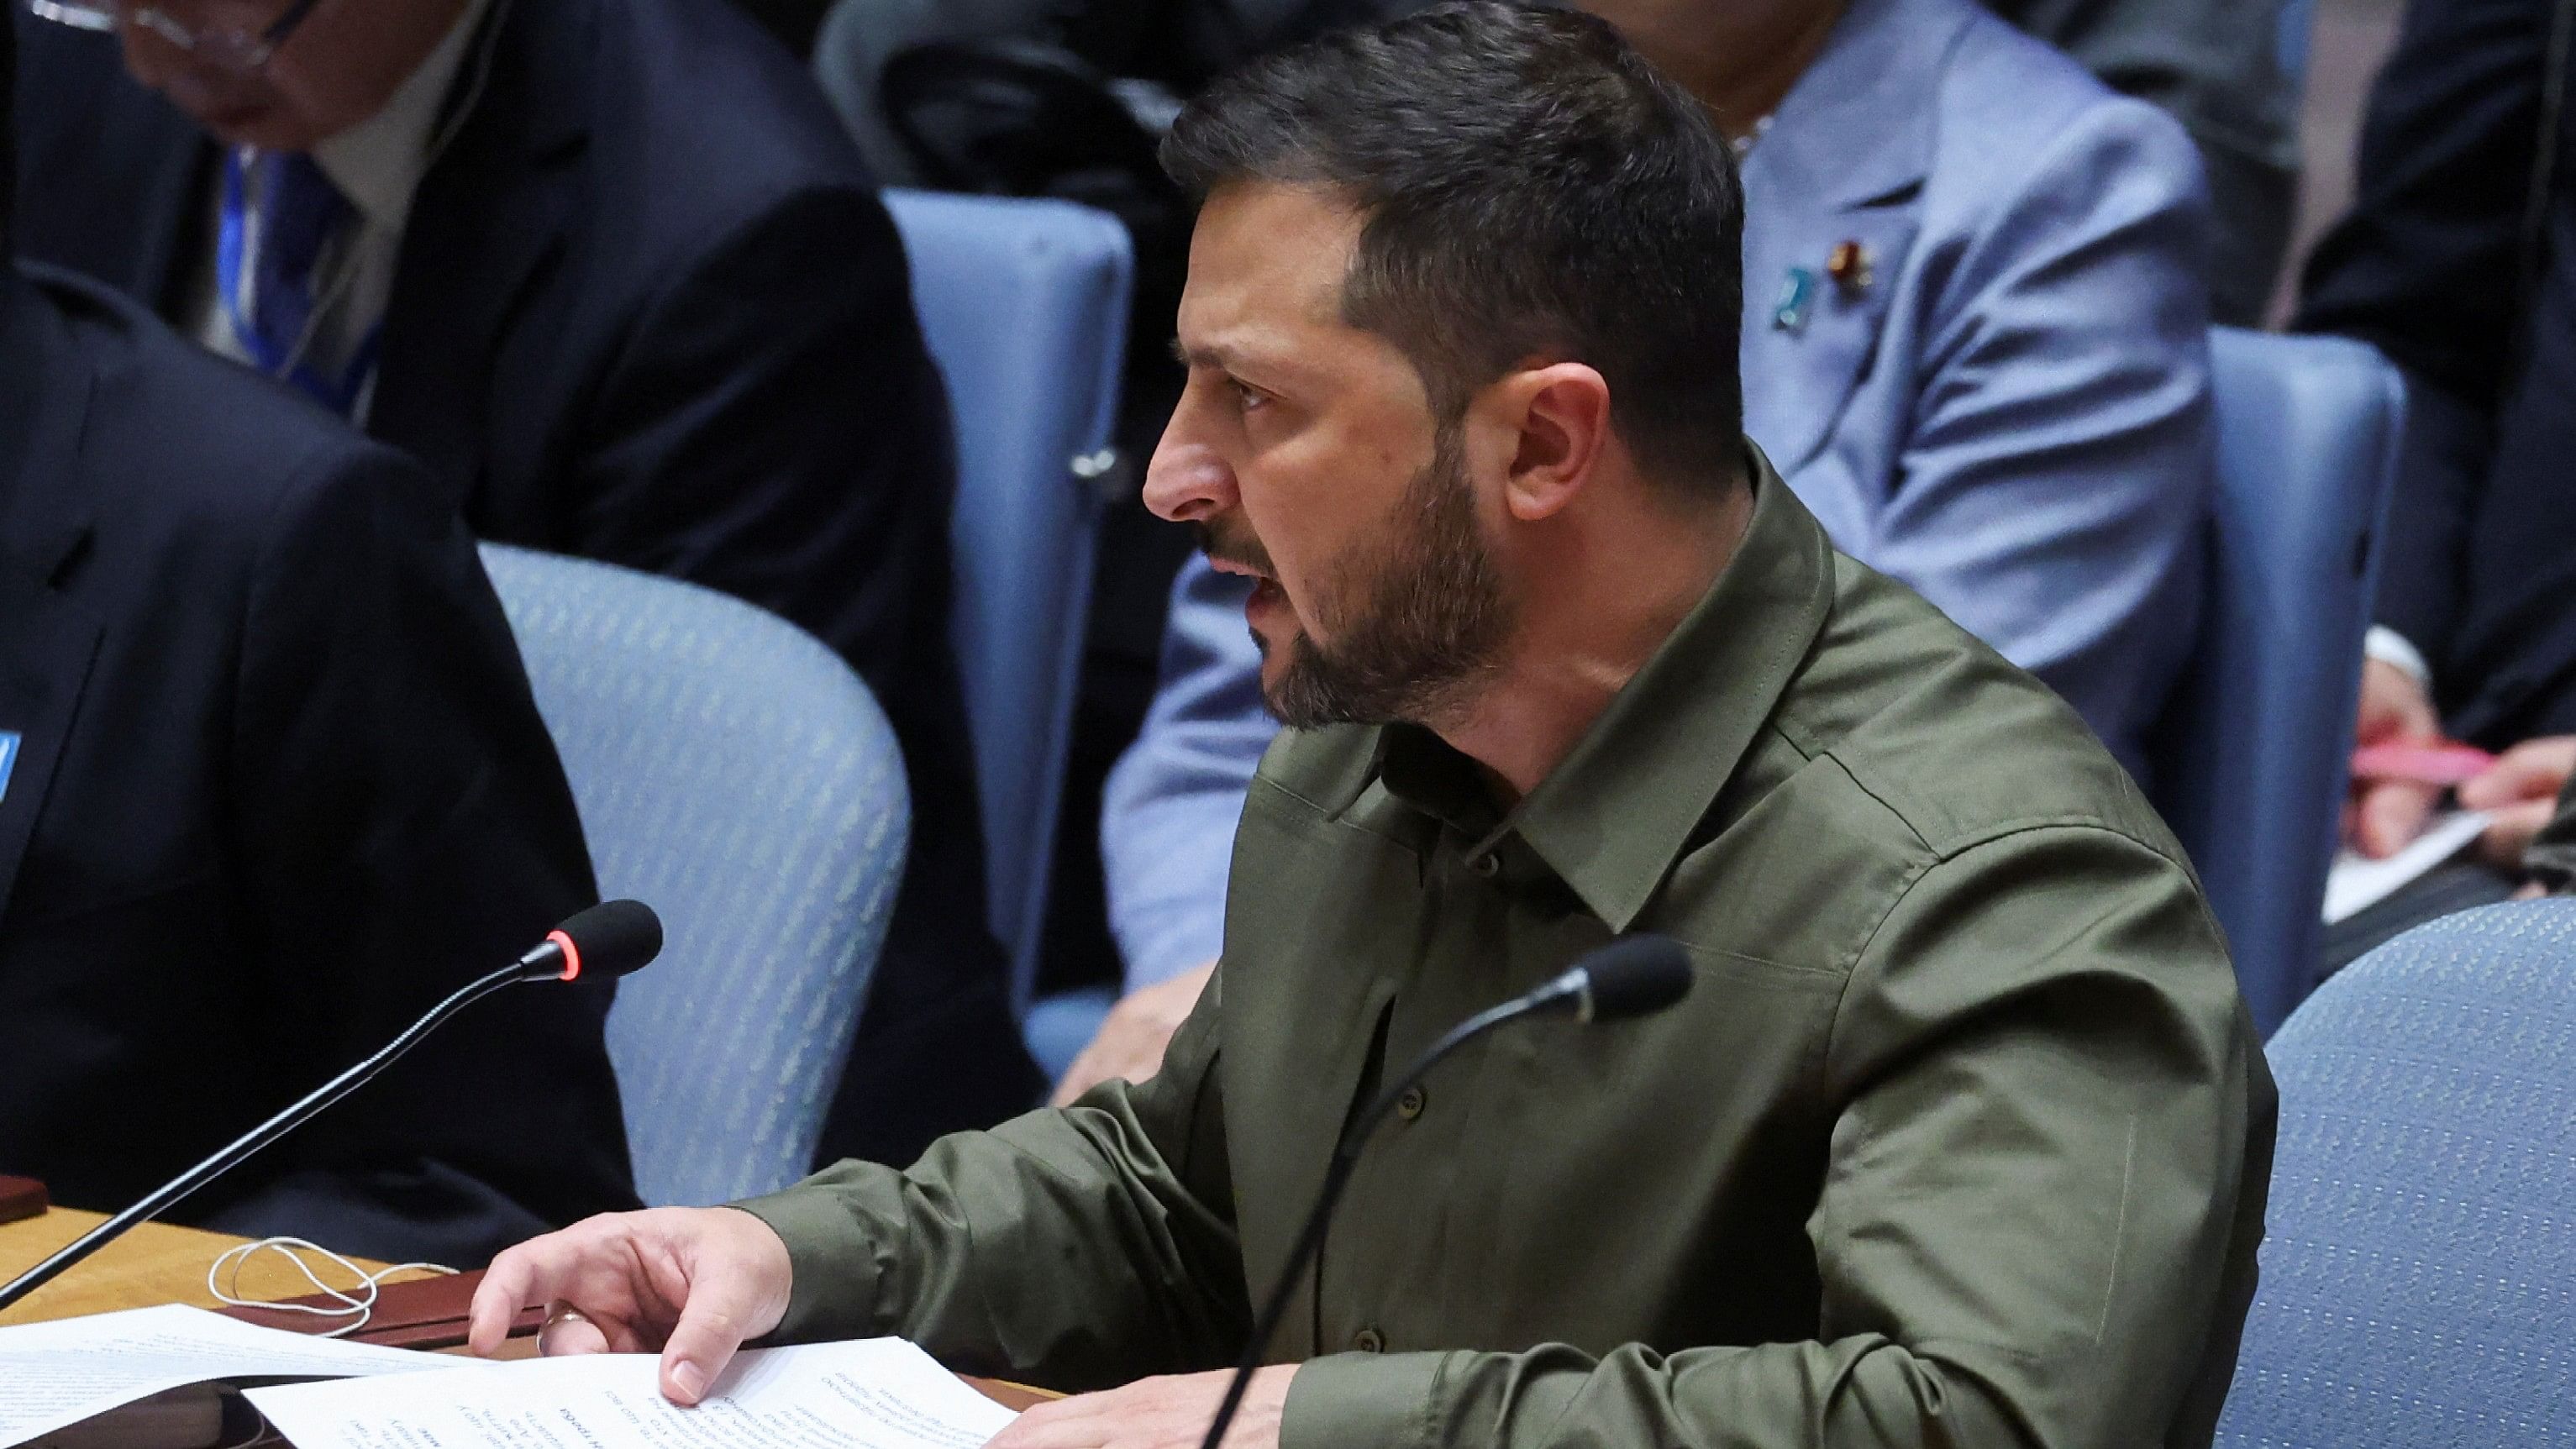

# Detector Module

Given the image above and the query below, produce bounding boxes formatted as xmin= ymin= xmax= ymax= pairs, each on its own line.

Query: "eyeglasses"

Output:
xmin=25 ymin=0 xmax=324 ymax=73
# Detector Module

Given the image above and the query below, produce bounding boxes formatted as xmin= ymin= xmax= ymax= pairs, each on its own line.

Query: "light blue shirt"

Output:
xmin=1101 ymin=0 xmax=2215 ymax=989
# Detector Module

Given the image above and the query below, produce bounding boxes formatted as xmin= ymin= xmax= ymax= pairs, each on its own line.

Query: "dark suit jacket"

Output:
xmin=2298 ymin=0 xmax=2576 ymax=748
xmin=0 ymin=265 xmax=635 ymax=1266
xmin=10 ymin=0 xmax=1044 ymax=1162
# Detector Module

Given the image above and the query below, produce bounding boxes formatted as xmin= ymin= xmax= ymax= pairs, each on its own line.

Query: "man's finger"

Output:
xmin=655 ymin=1278 xmax=766 ymax=1405
xmin=537 ymin=1302 xmax=615 ymax=1358
xmin=468 ymin=1248 xmax=544 ymax=1357
xmin=2358 ymin=781 xmax=2439 ymax=858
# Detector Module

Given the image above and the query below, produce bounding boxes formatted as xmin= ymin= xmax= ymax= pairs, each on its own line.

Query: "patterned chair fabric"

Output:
xmin=479 ymin=543 xmax=910 ymax=1207
xmin=2216 ymin=900 xmax=2576 ymax=1446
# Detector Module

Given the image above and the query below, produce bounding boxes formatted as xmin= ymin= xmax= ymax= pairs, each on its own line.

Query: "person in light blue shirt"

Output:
xmin=1058 ymin=0 xmax=2214 ymax=1098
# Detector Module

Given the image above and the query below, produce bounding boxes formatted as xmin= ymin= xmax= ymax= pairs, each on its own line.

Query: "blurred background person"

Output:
xmin=2298 ymin=0 xmax=2576 ymax=963
xmin=1995 ymin=0 xmax=2300 ymax=327
xmin=0 ymin=14 xmax=633 ymax=1263
xmin=1066 ymin=0 xmax=2219 ymax=1097
xmin=7 ymin=0 xmax=1044 ymax=1162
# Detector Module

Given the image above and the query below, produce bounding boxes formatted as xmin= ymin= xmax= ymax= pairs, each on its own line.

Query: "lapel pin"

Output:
xmin=1827 ymin=239 xmax=1874 ymax=296
xmin=1774 ymin=266 xmax=1818 ymax=335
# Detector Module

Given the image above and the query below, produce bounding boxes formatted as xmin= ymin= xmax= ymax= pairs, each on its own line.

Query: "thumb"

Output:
xmin=657 ymin=1278 xmax=764 ymax=1405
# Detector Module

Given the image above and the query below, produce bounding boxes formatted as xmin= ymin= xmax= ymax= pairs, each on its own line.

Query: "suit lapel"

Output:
xmin=368 ymin=0 xmax=594 ymax=506
xmin=0 ymin=284 xmax=105 ymax=929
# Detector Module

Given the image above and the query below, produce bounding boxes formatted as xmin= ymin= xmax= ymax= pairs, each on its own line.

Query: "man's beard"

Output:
xmin=1236 ymin=428 xmax=1515 ymax=731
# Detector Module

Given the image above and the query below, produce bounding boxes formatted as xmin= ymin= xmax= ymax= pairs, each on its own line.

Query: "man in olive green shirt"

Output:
xmin=471 ymin=7 xmax=2273 ymax=1446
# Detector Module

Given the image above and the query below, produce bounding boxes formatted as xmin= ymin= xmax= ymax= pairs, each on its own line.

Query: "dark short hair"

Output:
xmin=1163 ymin=1 xmax=1745 ymax=493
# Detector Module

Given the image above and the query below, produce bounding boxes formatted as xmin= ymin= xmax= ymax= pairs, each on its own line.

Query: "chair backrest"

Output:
xmin=478 ymin=543 xmax=909 ymax=1207
xmin=2217 ymin=901 xmax=2576 ymax=1446
xmin=2148 ymin=329 xmax=2402 ymax=1036
xmin=882 ymin=188 xmax=1134 ymax=1011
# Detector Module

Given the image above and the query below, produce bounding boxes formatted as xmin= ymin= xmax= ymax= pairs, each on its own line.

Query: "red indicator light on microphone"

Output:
xmin=548 ymin=928 xmax=582 ymax=982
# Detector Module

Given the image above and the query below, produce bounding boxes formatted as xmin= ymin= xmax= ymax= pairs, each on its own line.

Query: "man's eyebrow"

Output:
xmin=1172 ymin=338 xmax=1233 ymax=371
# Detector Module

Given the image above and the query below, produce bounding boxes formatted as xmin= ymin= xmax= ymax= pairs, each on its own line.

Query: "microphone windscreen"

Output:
xmin=556 ymin=900 xmax=664 ymax=981
xmin=1580 ymin=936 xmax=1693 ymax=1021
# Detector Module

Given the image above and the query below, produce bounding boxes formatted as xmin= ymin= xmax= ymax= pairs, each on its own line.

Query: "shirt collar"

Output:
xmin=309 ymin=0 xmax=492 ymax=231
xmin=1378 ymin=442 xmax=1838 ymax=931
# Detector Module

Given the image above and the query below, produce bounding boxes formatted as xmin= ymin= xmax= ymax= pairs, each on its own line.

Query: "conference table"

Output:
xmin=0 ymin=1203 xmax=1049 ymax=1423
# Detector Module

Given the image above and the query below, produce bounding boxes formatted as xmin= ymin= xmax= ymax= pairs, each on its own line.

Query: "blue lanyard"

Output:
xmin=217 ymin=149 xmax=385 ymax=415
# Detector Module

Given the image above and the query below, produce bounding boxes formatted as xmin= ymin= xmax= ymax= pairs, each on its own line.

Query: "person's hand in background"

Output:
xmin=2459 ymin=737 xmax=2576 ymax=870
xmin=1050 ymin=963 xmax=1217 ymax=1107
xmin=2349 ymin=657 xmax=2445 ymax=858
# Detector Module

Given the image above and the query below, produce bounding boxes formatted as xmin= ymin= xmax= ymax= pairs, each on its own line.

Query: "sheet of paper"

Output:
xmin=2324 ymin=809 xmax=2495 ymax=925
xmin=249 ymin=1337 xmax=1018 ymax=1449
xmin=0 ymin=1305 xmax=452 ymax=1447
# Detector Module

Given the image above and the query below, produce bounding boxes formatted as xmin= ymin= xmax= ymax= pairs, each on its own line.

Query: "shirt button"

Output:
xmin=1468 ymin=852 xmax=1499 ymax=878
xmin=1354 ymin=1328 xmax=1385 ymax=1353
xmin=1396 ymin=1085 xmax=1427 ymax=1121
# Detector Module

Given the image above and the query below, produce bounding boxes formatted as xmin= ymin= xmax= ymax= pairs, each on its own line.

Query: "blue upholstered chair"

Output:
xmin=478 ymin=543 xmax=909 ymax=1207
xmin=2217 ymin=901 xmax=2576 ymax=1446
xmin=881 ymin=189 xmax=1134 ymax=1020
xmin=2148 ymin=330 xmax=2403 ymax=1036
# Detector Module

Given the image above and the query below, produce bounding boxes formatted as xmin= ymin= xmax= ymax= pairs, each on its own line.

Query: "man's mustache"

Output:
xmin=1195 ymin=522 xmax=1278 ymax=580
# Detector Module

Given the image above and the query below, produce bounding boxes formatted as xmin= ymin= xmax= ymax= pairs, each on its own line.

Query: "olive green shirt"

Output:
xmin=741 ymin=450 xmax=2274 ymax=1449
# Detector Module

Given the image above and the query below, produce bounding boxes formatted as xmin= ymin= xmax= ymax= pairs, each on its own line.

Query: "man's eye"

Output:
xmin=1230 ymin=380 xmax=1269 ymax=412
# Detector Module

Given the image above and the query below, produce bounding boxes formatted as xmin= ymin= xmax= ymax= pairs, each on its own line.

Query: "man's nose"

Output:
xmin=1142 ymin=428 xmax=1238 ymax=525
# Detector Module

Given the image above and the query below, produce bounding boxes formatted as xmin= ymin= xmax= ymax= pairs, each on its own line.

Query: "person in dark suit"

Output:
xmin=8 ymin=0 xmax=1044 ymax=1162
xmin=2298 ymin=0 xmax=2576 ymax=956
xmin=0 ymin=18 xmax=633 ymax=1265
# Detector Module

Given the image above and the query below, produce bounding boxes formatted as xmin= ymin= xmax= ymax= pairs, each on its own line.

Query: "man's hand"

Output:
xmin=1050 ymin=963 xmax=1217 ymax=1106
xmin=2459 ymin=736 xmax=2576 ymax=870
xmin=466 ymin=1206 xmax=795 ymax=1405
xmin=986 ymin=1366 xmax=1296 ymax=1449
xmin=2350 ymin=657 xmax=2444 ymax=858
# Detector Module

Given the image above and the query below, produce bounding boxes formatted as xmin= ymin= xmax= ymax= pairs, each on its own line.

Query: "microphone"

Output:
xmin=0 ymin=900 xmax=663 ymax=1314
xmin=1195 ymin=934 xmax=1693 ymax=1449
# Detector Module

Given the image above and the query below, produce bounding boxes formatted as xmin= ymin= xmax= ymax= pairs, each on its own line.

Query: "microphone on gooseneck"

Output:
xmin=1195 ymin=934 xmax=1695 ymax=1449
xmin=0 ymin=900 xmax=665 ymax=1315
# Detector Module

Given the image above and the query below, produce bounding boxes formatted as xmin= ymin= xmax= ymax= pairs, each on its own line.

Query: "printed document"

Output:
xmin=247 ymin=1337 xmax=1018 ymax=1449
xmin=0 ymin=1305 xmax=446 ymax=1446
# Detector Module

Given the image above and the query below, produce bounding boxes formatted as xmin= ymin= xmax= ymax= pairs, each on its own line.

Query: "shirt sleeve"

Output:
xmin=1279 ymin=824 xmax=2270 ymax=1449
xmin=1870 ymin=95 xmax=2214 ymax=778
xmin=734 ymin=964 xmax=1250 ymax=1390
xmin=1100 ymin=557 xmax=1276 ymax=988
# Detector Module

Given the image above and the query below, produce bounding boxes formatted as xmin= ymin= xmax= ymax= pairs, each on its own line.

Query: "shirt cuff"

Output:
xmin=727 ymin=1181 xmax=896 ymax=1343
xmin=1279 ymin=1350 xmax=1454 ymax=1449
xmin=2364 ymin=625 xmax=2433 ymax=693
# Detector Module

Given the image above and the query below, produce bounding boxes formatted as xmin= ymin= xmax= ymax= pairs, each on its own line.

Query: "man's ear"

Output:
xmin=1485 ymin=362 xmax=1612 ymax=523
